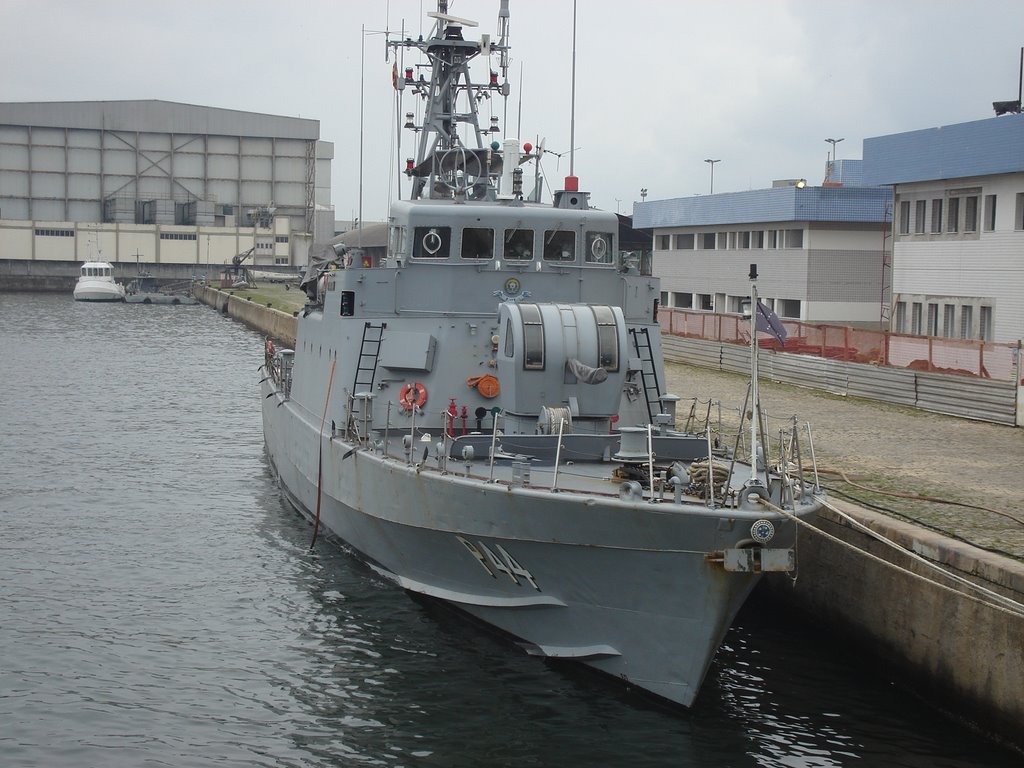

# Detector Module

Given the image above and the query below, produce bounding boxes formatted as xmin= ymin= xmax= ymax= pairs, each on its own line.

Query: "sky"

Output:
xmin=3 ymin=0 xmax=1024 ymax=224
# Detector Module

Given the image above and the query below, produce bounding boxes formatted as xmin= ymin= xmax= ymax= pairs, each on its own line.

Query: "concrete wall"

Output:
xmin=193 ymin=284 xmax=297 ymax=347
xmin=765 ymin=501 xmax=1024 ymax=750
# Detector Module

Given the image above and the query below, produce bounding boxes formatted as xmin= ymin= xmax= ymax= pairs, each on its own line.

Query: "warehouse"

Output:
xmin=0 ymin=100 xmax=334 ymax=274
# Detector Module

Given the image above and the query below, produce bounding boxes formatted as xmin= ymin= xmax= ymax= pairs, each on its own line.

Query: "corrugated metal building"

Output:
xmin=863 ymin=112 xmax=1024 ymax=344
xmin=633 ymin=171 xmax=892 ymax=325
xmin=0 ymin=100 xmax=335 ymax=268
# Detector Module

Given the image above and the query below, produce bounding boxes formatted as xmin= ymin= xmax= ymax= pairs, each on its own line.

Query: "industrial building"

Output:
xmin=0 ymin=100 xmax=334 ymax=276
xmin=863 ymin=111 xmax=1024 ymax=344
xmin=633 ymin=165 xmax=892 ymax=327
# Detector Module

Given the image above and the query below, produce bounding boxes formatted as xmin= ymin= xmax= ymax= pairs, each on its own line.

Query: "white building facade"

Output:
xmin=863 ymin=113 xmax=1024 ymax=344
xmin=0 ymin=100 xmax=335 ymax=270
xmin=633 ymin=175 xmax=892 ymax=326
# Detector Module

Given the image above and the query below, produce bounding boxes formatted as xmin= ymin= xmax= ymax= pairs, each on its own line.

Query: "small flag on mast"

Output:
xmin=755 ymin=301 xmax=787 ymax=346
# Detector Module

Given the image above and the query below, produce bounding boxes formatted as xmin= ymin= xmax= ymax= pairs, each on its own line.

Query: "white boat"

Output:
xmin=73 ymin=262 xmax=126 ymax=302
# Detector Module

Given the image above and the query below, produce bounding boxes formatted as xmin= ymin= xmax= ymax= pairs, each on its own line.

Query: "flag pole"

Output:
xmin=749 ymin=264 xmax=759 ymax=485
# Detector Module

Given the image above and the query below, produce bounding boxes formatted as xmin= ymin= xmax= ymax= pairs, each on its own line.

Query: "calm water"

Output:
xmin=0 ymin=292 xmax=1018 ymax=768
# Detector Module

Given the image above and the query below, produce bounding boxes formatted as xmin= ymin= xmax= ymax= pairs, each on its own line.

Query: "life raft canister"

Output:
xmin=399 ymin=382 xmax=428 ymax=410
xmin=466 ymin=374 xmax=500 ymax=399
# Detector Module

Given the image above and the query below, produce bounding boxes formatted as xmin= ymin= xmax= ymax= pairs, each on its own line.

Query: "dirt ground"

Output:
xmin=663 ymin=361 xmax=1024 ymax=561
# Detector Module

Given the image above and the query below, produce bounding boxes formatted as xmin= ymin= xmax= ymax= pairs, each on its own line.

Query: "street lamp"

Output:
xmin=640 ymin=187 xmax=648 ymax=201
xmin=825 ymin=137 xmax=844 ymax=163
xmin=704 ymin=158 xmax=721 ymax=195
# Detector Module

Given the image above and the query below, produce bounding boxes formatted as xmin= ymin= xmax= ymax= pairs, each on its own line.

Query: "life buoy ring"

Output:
xmin=399 ymin=382 xmax=428 ymax=411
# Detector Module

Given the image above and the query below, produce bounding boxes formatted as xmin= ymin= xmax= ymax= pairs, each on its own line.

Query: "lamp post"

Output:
xmin=825 ymin=137 xmax=844 ymax=163
xmin=640 ymin=187 xmax=647 ymax=201
xmin=704 ymin=159 xmax=720 ymax=195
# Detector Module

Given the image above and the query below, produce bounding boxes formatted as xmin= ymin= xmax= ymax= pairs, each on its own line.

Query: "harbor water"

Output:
xmin=1 ymin=292 xmax=1018 ymax=768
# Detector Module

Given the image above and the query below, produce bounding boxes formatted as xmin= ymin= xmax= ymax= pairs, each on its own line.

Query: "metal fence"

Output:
xmin=661 ymin=335 xmax=1020 ymax=426
xmin=659 ymin=308 xmax=1021 ymax=383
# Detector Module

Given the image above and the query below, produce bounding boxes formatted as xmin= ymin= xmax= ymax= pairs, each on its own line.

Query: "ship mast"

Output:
xmin=389 ymin=0 xmax=511 ymax=201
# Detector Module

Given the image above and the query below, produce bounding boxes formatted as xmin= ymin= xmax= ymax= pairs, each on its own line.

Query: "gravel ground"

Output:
xmin=663 ymin=361 xmax=1024 ymax=561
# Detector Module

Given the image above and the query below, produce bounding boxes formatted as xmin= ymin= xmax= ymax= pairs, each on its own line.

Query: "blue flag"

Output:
xmin=755 ymin=300 xmax=787 ymax=346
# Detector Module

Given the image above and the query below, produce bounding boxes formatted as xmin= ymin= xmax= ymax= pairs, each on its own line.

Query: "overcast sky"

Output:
xmin=3 ymin=0 xmax=1024 ymax=223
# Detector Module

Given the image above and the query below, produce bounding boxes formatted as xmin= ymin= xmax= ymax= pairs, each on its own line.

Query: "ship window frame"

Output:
xmin=585 ymin=232 xmax=615 ymax=264
xmin=388 ymin=224 xmax=407 ymax=258
xmin=519 ymin=303 xmax=545 ymax=370
xmin=543 ymin=229 xmax=576 ymax=262
xmin=460 ymin=227 xmax=494 ymax=259
xmin=412 ymin=226 xmax=451 ymax=259
xmin=592 ymin=305 xmax=619 ymax=372
xmin=503 ymin=228 xmax=534 ymax=261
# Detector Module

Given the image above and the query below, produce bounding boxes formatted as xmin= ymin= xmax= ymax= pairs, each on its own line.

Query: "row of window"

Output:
xmin=392 ymin=225 xmax=617 ymax=264
xmin=34 ymin=228 xmax=74 ymax=237
xmin=893 ymin=300 xmax=993 ymax=341
xmin=897 ymin=190 xmax=1024 ymax=235
xmin=897 ymin=190 xmax=988 ymax=235
xmin=159 ymin=232 xmax=197 ymax=241
xmin=655 ymin=229 xmax=804 ymax=251
xmin=660 ymin=291 xmax=801 ymax=318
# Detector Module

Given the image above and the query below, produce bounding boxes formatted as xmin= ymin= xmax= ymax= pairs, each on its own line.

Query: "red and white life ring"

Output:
xmin=399 ymin=382 xmax=428 ymax=411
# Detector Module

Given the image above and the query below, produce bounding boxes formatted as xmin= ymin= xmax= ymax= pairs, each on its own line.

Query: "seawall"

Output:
xmin=195 ymin=285 xmax=1023 ymax=751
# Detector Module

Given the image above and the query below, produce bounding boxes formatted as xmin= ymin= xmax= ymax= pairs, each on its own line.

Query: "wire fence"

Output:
xmin=659 ymin=308 xmax=1022 ymax=383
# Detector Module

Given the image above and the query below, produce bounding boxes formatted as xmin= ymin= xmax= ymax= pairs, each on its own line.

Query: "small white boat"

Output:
xmin=73 ymin=262 xmax=126 ymax=302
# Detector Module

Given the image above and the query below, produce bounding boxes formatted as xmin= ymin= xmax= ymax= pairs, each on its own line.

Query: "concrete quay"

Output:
xmin=197 ymin=284 xmax=1024 ymax=751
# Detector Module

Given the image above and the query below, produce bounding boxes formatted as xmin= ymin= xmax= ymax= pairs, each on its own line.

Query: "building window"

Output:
xmin=739 ymin=231 xmax=751 ymax=249
xmin=718 ymin=232 xmax=729 ymax=249
xmin=899 ymin=200 xmax=911 ymax=235
xmin=942 ymin=304 xmax=955 ymax=337
xmin=656 ymin=234 xmax=670 ymax=250
xmin=159 ymin=232 xmax=197 ymax=241
xmin=767 ymin=230 xmax=778 ymax=249
xmin=275 ymin=235 xmax=289 ymax=243
xmin=911 ymin=302 xmax=922 ymax=335
xmin=926 ymin=303 xmax=938 ymax=336
xmin=34 ymin=228 xmax=74 ymax=237
xmin=698 ymin=294 xmax=713 ymax=310
xmin=274 ymin=256 xmax=289 ymax=265
xmin=979 ymin=306 xmax=993 ymax=341
xmin=753 ymin=230 xmax=764 ymax=248
xmin=984 ymin=195 xmax=997 ymax=231
xmin=931 ymin=199 xmax=943 ymax=233
xmin=959 ymin=305 xmax=972 ymax=339
xmin=674 ymin=233 xmax=694 ymax=249
xmin=947 ymin=197 xmax=960 ymax=233
xmin=914 ymin=200 xmax=926 ymax=234
xmin=701 ymin=232 xmax=716 ymax=249
xmin=672 ymin=292 xmax=692 ymax=309
xmin=894 ymin=301 xmax=906 ymax=333
xmin=964 ymin=196 xmax=978 ymax=232
xmin=1015 ymin=193 xmax=1024 ymax=230
xmin=785 ymin=229 xmax=803 ymax=248
xmin=777 ymin=298 xmax=800 ymax=319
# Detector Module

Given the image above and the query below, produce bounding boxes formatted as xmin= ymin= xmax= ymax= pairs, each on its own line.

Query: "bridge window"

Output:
xmin=461 ymin=227 xmax=494 ymax=259
xmin=503 ymin=228 xmax=534 ymax=260
xmin=585 ymin=232 xmax=614 ymax=264
xmin=413 ymin=226 xmax=450 ymax=258
xmin=543 ymin=230 xmax=576 ymax=261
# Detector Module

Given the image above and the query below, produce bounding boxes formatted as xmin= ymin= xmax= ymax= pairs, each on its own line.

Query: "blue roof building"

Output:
xmin=862 ymin=112 xmax=1024 ymax=344
xmin=633 ymin=169 xmax=892 ymax=326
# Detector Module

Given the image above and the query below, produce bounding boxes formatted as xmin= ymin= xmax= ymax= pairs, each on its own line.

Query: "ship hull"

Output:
xmin=262 ymin=382 xmax=763 ymax=708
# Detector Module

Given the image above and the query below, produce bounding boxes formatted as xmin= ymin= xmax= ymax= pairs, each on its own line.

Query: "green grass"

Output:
xmin=223 ymin=283 xmax=307 ymax=314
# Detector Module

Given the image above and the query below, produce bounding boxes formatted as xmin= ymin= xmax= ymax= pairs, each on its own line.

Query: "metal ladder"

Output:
xmin=348 ymin=322 xmax=386 ymax=436
xmin=629 ymin=327 xmax=663 ymax=423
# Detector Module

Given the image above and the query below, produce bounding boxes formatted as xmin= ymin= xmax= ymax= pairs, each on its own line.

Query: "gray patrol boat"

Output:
xmin=262 ymin=1 xmax=824 ymax=708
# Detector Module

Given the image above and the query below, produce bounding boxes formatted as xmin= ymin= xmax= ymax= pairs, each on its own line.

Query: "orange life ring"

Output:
xmin=399 ymin=382 xmax=428 ymax=410
xmin=466 ymin=374 xmax=500 ymax=399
